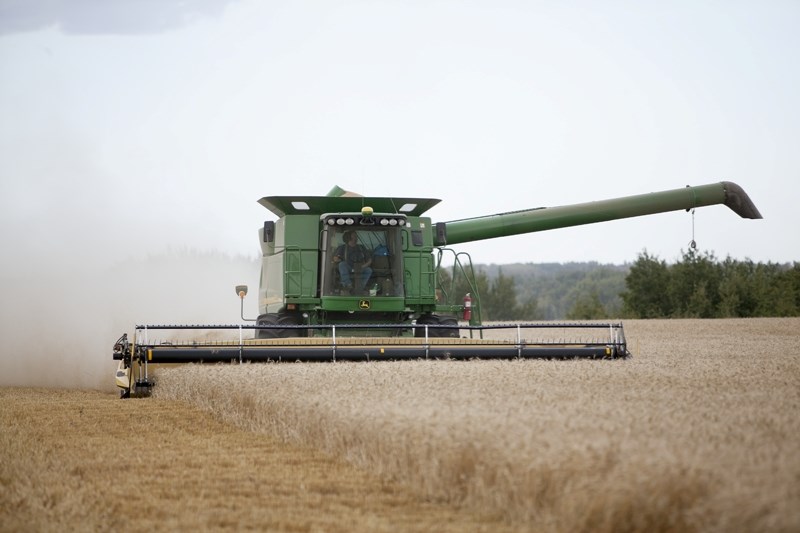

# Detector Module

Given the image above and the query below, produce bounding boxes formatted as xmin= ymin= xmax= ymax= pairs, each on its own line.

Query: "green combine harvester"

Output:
xmin=113 ymin=181 xmax=761 ymax=397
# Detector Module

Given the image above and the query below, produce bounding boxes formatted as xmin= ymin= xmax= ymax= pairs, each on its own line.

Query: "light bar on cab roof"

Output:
xmin=322 ymin=213 xmax=407 ymax=226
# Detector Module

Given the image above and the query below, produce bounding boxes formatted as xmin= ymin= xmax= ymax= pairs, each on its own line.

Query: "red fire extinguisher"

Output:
xmin=463 ymin=293 xmax=472 ymax=321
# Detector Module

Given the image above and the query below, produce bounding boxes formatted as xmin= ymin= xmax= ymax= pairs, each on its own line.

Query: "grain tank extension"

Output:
xmin=113 ymin=181 xmax=760 ymax=397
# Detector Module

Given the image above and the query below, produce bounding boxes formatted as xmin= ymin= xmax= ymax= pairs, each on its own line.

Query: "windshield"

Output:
xmin=322 ymin=226 xmax=404 ymax=297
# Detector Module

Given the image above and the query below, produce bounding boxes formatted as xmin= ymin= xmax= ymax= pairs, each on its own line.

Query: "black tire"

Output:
xmin=414 ymin=314 xmax=437 ymax=337
xmin=255 ymin=314 xmax=281 ymax=339
xmin=256 ymin=312 xmax=306 ymax=338
xmin=437 ymin=316 xmax=460 ymax=338
xmin=277 ymin=312 xmax=306 ymax=337
xmin=414 ymin=314 xmax=460 ymax=338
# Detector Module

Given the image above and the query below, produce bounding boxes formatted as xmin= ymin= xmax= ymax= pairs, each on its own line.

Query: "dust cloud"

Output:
xmin=0 ymin=128 xmax=263 ymax=391
xmin=0 ymin=250 xmax=260 ymax=391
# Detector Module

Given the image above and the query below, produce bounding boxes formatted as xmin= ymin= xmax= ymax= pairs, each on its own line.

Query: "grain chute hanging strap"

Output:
xmin=686 ymin=184 xmax=698 ymax=250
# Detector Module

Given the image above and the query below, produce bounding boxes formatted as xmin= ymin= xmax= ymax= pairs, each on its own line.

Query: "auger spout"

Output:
xmin=434 ymin=181 xmax=761 ymax=246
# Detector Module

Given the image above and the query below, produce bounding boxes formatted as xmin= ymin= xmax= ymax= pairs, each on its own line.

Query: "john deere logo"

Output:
xmin=359 ymin=299 xmax=371 ymax=310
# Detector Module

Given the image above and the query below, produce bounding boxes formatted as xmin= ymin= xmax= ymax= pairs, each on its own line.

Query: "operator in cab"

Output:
xmin=333 ymin=230 xmax=373 ymax=294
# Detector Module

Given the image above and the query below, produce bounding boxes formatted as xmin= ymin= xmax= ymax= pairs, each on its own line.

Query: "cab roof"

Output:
xmin=257 ymin=195 xmax=441 ymax=217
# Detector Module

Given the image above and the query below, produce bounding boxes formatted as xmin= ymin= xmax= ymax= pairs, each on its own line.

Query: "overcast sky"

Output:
xmin=1 ymin=0 xmax=798 ymax=270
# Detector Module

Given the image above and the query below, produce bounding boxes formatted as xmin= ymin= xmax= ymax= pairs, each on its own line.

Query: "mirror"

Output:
xmin=263 ymin=221 xmax=275 ymax=243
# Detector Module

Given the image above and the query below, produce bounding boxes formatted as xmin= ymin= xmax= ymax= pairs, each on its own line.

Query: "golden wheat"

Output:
xmin=153 ymin=318 xmax=800 ymax=533
xmin=2 ymin=388 xmax=514 ymax=532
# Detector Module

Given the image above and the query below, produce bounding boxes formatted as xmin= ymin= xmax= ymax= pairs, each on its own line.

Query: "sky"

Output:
xmin=1 ymin=0 xmax=798 ymax=273
xmin=0 ymin=0 xmax=798 ymax=390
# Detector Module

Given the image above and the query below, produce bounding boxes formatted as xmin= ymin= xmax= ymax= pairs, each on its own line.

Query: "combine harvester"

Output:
xmin=113 ymin=181 xmax=761 ymax=397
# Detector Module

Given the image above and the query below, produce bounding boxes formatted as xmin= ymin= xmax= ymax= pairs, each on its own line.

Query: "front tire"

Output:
xmin=414 ymin=314 xmax=460 ymax=338
xmin=255 ymin=313 xmax=280 ymax=339
xmin=255 ymin=312 xmax=306 ymax=339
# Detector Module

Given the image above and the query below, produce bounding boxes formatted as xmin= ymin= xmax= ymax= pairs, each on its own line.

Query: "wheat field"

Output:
xmin=3 ymin=318 xmax=799 ymax=532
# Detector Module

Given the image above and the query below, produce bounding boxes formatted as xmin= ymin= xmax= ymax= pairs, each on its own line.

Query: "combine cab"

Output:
xmin=114 ymin=181 xmax=761 ymax=397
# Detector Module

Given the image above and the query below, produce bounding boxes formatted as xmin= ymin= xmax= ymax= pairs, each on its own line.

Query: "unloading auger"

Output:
xmin=113 ymin=181 xmax=761 ymax=397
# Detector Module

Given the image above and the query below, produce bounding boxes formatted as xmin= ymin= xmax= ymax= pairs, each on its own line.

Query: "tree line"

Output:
xmin=440 ymin=251 xmax=800 ymax=320
xmin=620 ymin=250 xmax=800 ymax=318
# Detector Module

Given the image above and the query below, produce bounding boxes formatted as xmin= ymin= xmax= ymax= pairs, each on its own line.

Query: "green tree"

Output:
xmin=753 ymin=262 xmax=799 ymax=317
xmin=718 ymin=258 xmax=757 ymax=317
xmin=787 ymin=263 xmax=800 ymax=313
xmin=668 ymin=249 xmax=721 ymax=318
xmin=621 ymin=251 xmax=672 ymax=318
xmin=565 ymin=273 xmax=623 ymax=318
xmin=484 ymin=268 xmax=522 ymax=321
xmin=517 ymin=296 xmax=541 ymax=320
xmin=566 ymin=291 xmax=607 ymax=320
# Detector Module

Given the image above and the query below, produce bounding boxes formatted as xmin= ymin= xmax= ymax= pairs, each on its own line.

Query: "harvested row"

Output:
xmin=2 ymin=388 xmax=515 ymax=532
xmin=155 ymin=318 xmax=800 ymax=533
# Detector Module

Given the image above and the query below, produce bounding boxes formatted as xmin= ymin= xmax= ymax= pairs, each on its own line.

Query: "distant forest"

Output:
xmin=451 ymin=250 xmax=800 ymax=320
xmin=128 ymin=248 xmax=800 ymax=321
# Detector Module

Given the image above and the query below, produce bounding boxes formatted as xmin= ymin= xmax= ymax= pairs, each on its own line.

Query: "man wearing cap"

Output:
xmin=333 ymin=231 xmax=372 ymax=294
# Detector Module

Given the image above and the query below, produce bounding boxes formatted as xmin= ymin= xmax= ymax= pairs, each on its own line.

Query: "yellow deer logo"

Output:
xmin=358 ymin=299 xmax=371 ymax=310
